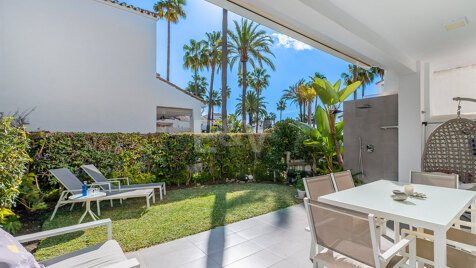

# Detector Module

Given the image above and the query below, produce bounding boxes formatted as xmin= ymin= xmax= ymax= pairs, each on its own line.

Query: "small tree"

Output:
xmin=0 ymin=117 xmax=31 ymax=231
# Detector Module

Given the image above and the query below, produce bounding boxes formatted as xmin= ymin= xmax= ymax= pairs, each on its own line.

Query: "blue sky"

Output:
xmin=126 ymin=0 xmax=379 ymax=119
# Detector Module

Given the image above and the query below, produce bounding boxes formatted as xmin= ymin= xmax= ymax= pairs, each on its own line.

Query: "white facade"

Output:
xmin=0 ymin=0 xmax=204 ymax=133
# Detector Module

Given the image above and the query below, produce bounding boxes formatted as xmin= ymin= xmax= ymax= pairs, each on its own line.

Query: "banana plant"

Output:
xmin=311 ymin=77 xmax=361 ymax=167
xmin=291 ymin=106 xmax=343 ymax=172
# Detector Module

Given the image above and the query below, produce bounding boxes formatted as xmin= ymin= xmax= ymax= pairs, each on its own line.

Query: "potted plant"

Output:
xmin=296 ymin=173 xmax=306 ymax=199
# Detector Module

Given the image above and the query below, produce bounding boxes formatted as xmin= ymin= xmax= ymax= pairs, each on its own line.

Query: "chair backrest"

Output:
xmin=81 ymin=165 xmax=110 ymax=191
xmin=410 ymin=171 xmax=458 ymax=189
xmin=305 ymin=198 xmax=378 ymax=267
xmin=332 ymin=170 xmax=355 ymax=191
xmin=49 ymin=168 xmax=84 ymax=194
xmin=303 ymin=174 xmax=334 ymax=200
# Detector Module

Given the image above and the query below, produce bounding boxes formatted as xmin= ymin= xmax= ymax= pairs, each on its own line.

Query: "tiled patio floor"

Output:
xmin=126 ymin=204 xmax=398 ymax=268
xmin=126 ymin=204 xmax=314 ymax=268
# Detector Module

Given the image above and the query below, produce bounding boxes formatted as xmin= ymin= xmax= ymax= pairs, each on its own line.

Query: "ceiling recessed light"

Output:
xmin=445 ymin=16 xmax=469 ymax=31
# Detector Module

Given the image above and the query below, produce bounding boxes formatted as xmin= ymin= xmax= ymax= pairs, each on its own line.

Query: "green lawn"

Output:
xmin=34 ymin=183 xmax=300 ymax=261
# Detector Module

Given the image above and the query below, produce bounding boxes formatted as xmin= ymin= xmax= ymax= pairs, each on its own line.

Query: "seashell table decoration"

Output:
xmin=391 ymin=190 xmax=408 ymax=201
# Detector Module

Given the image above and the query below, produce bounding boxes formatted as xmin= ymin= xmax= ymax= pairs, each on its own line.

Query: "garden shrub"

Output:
xmin=0 ymin=117 xmax=31 ymax=229
xmin=27 ymin=130 xmax=300 ymax=191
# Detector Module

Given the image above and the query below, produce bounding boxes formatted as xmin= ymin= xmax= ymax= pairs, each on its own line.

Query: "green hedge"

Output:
xmin=28 ymin=120 xmax=311 ymax=189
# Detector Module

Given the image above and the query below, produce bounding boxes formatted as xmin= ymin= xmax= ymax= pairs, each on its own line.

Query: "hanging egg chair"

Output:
xmin=422 ymin=98 xmax=476 ymax=184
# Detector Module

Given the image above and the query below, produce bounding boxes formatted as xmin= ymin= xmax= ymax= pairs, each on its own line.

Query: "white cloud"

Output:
xmin=271 ymin=33 xmax=312 ymax=51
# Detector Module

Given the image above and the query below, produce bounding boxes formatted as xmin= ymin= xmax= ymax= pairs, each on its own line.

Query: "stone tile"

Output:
xmin=235 ymin=223 xmax=284 ymax=240
xmin=132 ymin=238 xmax=206 ymax=268
xmin=192 ymin=232 xmax=248 ymax=255
xmin=208 ymin=240 xmax=263 ymax=266
xmin=249 ymin=229 xmax=290 ymax=248
xmin=270 ymin=255 xmax=313 ymax=268
xmin=226 ymin=218 xmax=262 ymax=232
xmin=224 ymin=249 xmax=284 ymax=268
xmin=187 ymin=226 xmax=235 ymax=244
xmin=174 ymin=255 xmax=221 ymax=268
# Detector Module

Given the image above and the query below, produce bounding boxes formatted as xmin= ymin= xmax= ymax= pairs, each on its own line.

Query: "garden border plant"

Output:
xmin=0 ymin=117 xmax=31 ymax=233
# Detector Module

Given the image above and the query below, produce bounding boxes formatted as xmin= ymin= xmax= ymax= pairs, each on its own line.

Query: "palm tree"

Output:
xmin=204 ymin=90 xmax=221 ymax=127
xmin=247 ymin=68 xmax=270 ymax=132
xmin=276 ymin=99 xmax=286 ymax=121
xmin=228 ymin=19 xmax=275 ymax=133
xmin=235 ymin=91 xmax=267 ymax=132
xmin=185 ymin=74 xmax=208 ymax=99
xmin=221 ymin=9 xmax=228 ymax=133
xmin=357 ymin=68 xmax=375 ymax=98
xmin=183 ymin=39 xmax=208 ymax=96
xmin=341 ymin=65 xmax=376 ymax=99
xmin=341 ymin=65 xmax=357 ymax=99
xmin=282 ymin=80 xmax=305 ymax=122
xmin=301 ymin=83 xmax=316 ymax=125
xmin=204 ymin=31 xmax=222 ymax=133
xmin=371 ymin=66 xmax=385 ymax=80
xmin=154 ymin=0 xmax=186 ymax=81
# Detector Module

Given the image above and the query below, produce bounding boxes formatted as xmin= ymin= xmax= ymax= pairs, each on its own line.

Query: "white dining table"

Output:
xmin=318 ymin=180 xmax=476 ymax=268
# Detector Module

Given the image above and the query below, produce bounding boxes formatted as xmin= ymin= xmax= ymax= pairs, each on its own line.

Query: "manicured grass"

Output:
xmin=34 ymin=183 xmax=300 ymax=261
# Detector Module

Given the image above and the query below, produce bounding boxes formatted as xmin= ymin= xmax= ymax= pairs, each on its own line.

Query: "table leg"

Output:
xmin=78 ymin=200 xmax=99 ymax=224
xmin=394 ymin=221 xmax=400 ymax=243
xmin=78 ymin=209 xmax=88 ymax=224
xmin=433 ymin=229 xmax=447 ymax=268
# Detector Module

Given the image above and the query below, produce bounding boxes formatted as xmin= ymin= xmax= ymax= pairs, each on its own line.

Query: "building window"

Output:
xmin=156 ymin=106 xmax=193 ymax=133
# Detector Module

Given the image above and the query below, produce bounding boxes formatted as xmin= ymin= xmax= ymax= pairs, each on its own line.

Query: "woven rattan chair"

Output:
xmin=305 ymin=198 xmax=416 ymax=268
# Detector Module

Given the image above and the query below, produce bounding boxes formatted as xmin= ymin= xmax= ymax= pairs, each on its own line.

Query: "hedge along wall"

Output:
xmin=27 ymin=131 xmax=295 ymax=189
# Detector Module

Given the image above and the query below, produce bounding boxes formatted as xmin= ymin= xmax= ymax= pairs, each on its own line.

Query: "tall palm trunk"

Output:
xmin=307 ymin=100 xmax=312 ymax=125
xmin=241 ymin=62 xmax=248 ymax=133
xmin=206 ymin=64 xmax=216 ymax=133
xmin=361 ymin=83 xmax=365 ymax=99
xmin=299 ymin=103 xmax=303 ymax=122
xmin=221 ymin=9 xmax=228 ymax=133
xmin=279 ymin=110 xmax=282 ymax=121
xmin=193 ymin=68 xmax=198 ymax=96
xmin=352 ymin=65 xmax=357 ymax=100
xmin=255 ymin=88 xmax=260 ymax=133
xmin=167 ymin=16 xmax=171 ymax=81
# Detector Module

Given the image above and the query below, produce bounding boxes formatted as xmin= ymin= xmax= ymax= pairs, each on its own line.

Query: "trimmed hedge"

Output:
xmin=27 ymin=120 xmax=311 ymax=189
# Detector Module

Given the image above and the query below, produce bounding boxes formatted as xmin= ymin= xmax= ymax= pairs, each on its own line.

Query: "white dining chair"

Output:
xmin=304 ymin=198 xmax=417 ymax=268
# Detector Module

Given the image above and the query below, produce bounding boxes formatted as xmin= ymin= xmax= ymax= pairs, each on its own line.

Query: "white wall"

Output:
xmin=431 ymin=65 xmax=476 ymax=120
xmin=0 ymin=0 xmax=203 ymax=133
xmin=397 ymin=63 xmax=425 ymax=182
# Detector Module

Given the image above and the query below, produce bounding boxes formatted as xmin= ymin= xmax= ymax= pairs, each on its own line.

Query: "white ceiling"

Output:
xmin=206 ymin=0 xmax=476 ymax=74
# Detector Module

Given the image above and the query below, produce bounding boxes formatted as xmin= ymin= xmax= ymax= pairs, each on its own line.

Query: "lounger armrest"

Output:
xmin=379 ymin=234 xmax=416 ymax=262
xmin=90 ymin=182 xmax=112 ymax=192
xmin=15 ymin=219 xmax=112 ymax=243
xmin=103 ymin=258 xmax=140 ymax=268
xmin=109 ymin=177 xmax=129 ymax=185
